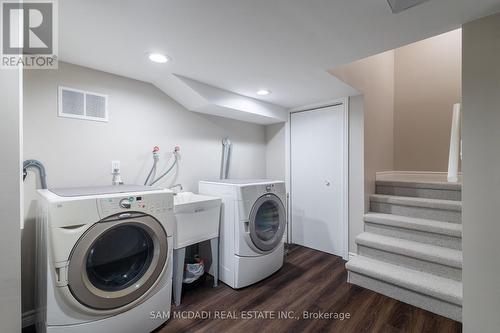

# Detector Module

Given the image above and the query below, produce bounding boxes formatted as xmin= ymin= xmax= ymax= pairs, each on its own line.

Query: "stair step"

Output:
xmin=376 ymin=180 xmax=462 ymax=191
xmin=376 ymin=180 xmax=461 ymax=201
xmin=364 ymin=213 xmax=462 ymax=237
xmin=356 ymin=232 xmax=462 ymax=267
xmin=346 ymin=256 xmax=462 ymax=321
xmin=370 ymin=194 xmax=462 ymax=211
xmin=356 ymin=232 xmax=462 ymax=280
xmin=370 ymin=194 xmax=462 ymax=223
xmin=346 ymin=256 xmax=462 ymax=305
xmin=364 ymin=213 xmax=462 ymax=249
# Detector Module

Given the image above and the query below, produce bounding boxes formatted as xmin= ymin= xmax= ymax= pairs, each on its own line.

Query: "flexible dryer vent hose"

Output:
xmin=220 ymin=138 xmax=232 ymax=179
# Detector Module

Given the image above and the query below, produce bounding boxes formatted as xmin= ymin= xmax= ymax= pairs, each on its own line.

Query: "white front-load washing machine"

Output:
xmin=199 ymin=179 xmax=286 ymax=289
xmin=36 ymin=185 xmax=174 ymax=333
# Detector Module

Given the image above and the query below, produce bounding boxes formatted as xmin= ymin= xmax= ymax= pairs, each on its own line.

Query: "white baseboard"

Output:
xmin=348 ymin=252 xmax=357 ymax=261
xmin=376 ymin=171 xmax=463 ymax=183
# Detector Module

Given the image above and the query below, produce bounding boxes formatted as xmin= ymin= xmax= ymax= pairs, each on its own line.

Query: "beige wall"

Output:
xmin=330 ymin=33 xmax=461 ymax=252
xmin=0 ymin=69 xmax=22 ymax=332
xmin=332 ymin=30 xmax=461 ymax=176
xmin=330 ymin=50 xmax=395 ymax=213
xmin=462 ymin=12 xmax=500 ymax=332
xmin=394 ymin=30 xmax=462 ymax=171
xmin=22 ymin=62 xmax=268 ymax=314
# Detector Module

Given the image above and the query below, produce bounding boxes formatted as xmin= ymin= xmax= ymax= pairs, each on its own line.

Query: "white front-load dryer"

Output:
xmin=36 ymin=185 xmax=174 ymax=333
xmin=199 ymin=180 xmax=286 ymax=289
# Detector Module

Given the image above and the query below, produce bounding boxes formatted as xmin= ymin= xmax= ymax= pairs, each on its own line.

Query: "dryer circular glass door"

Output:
xmin=67 ymin=213 xmax=168 ymax=310
xmin=249 ymin=194 xmax=286 ymax=252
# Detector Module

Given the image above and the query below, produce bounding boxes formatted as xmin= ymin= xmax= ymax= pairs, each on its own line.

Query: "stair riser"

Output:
xmin=376 ymin=185 xmax=461 ymax=201
xmin=348 ymin=272 xmax=462 ymax=322
xmin=358 ymin=245 xmax=462 ymax=281
xmin=365 ymin=223 xmax=462 ymax=250
xmin=370 ymin=202 xmax=461 ymax=223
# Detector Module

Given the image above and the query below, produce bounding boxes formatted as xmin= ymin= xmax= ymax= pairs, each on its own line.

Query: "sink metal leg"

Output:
xmin=210 ymin=237 xmax=218 ymax=288
xmin=173 ymin=247 xmax=186 ymax=306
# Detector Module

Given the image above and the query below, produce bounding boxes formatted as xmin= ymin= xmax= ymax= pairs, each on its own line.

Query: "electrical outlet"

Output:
xmin=111 ymin=160 xmax=120 ymax=172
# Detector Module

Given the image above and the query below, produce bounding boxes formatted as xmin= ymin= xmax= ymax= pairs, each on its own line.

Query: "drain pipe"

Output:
xmin=220 ymin=138 xmax=232 ymax=179
xmin=23 ymin=159 xmax=47 ymax=189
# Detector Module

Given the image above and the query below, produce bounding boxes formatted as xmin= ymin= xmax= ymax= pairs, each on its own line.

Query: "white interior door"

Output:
xmin=290 ymin=103 xmax=347 ymax=258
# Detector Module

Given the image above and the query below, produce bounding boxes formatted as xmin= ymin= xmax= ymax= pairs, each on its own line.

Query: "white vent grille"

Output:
xmin=61 ymin=89 xmax=84 ymax=116
xmin=58 ymin=86 xmax=108 ymax=122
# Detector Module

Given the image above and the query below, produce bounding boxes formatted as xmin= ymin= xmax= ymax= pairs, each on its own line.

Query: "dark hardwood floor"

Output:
xmin=156 ymin=245 xmax=461 ymax=333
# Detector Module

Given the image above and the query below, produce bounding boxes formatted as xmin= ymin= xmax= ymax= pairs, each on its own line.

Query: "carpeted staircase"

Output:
xmin=346 ymin=179 xmax=462 ymax=322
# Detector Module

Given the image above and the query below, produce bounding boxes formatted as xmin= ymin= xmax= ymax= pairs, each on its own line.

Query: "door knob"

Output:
xmin=325 ymin=180 xmax=331 ymax=186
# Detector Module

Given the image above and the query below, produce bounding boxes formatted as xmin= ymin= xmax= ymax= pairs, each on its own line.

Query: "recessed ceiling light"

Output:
xmin=387 ymin=0 xmax=429 ymax=13
xmin=148 ymin=53 xmax=169 ymax=63
xmin=256 ymin=89 xmax=271 ymax=96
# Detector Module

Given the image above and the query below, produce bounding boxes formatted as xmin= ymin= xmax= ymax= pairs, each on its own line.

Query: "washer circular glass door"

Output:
xmin=249 ymin=194 xmax=286 ymax=252
xmin=67 ymin=214 xmax=168 ymax=310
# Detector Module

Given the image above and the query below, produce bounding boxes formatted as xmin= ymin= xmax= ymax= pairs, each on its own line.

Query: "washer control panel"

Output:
xmin=98 ymin=192 xmax=173 ymax=217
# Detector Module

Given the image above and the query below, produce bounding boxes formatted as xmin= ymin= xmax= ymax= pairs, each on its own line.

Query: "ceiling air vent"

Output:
xmin=387 ymin=0 xmax=430 ymax=13
xmin=58 ymin=86 xmax=108 ymax=122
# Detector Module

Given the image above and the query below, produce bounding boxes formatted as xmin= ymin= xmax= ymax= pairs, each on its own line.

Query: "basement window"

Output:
xmin=58 ymin=86 xmax=108 ymax=122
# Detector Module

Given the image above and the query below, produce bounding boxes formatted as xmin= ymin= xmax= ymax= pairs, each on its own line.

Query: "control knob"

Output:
xmin=119 ymin=198 xmax=132 ymax=209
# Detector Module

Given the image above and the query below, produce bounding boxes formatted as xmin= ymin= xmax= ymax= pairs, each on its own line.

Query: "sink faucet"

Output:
xmin=169 ymin=184 xmax=183 ymax=193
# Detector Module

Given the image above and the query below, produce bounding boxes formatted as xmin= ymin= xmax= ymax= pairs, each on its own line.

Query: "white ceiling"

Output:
xmin=59 ymin=0 xmax=500 ymax=109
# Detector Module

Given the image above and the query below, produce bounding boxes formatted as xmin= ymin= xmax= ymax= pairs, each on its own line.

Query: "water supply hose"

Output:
xmin=144 ymin=146 xmax=160 ymax=185
xmin=149 ymin=146 xmax=180 ymax=186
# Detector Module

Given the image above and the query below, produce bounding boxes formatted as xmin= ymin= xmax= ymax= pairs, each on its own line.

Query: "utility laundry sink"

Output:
xmin=173 ymin=192 xmax=221 ymax=249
